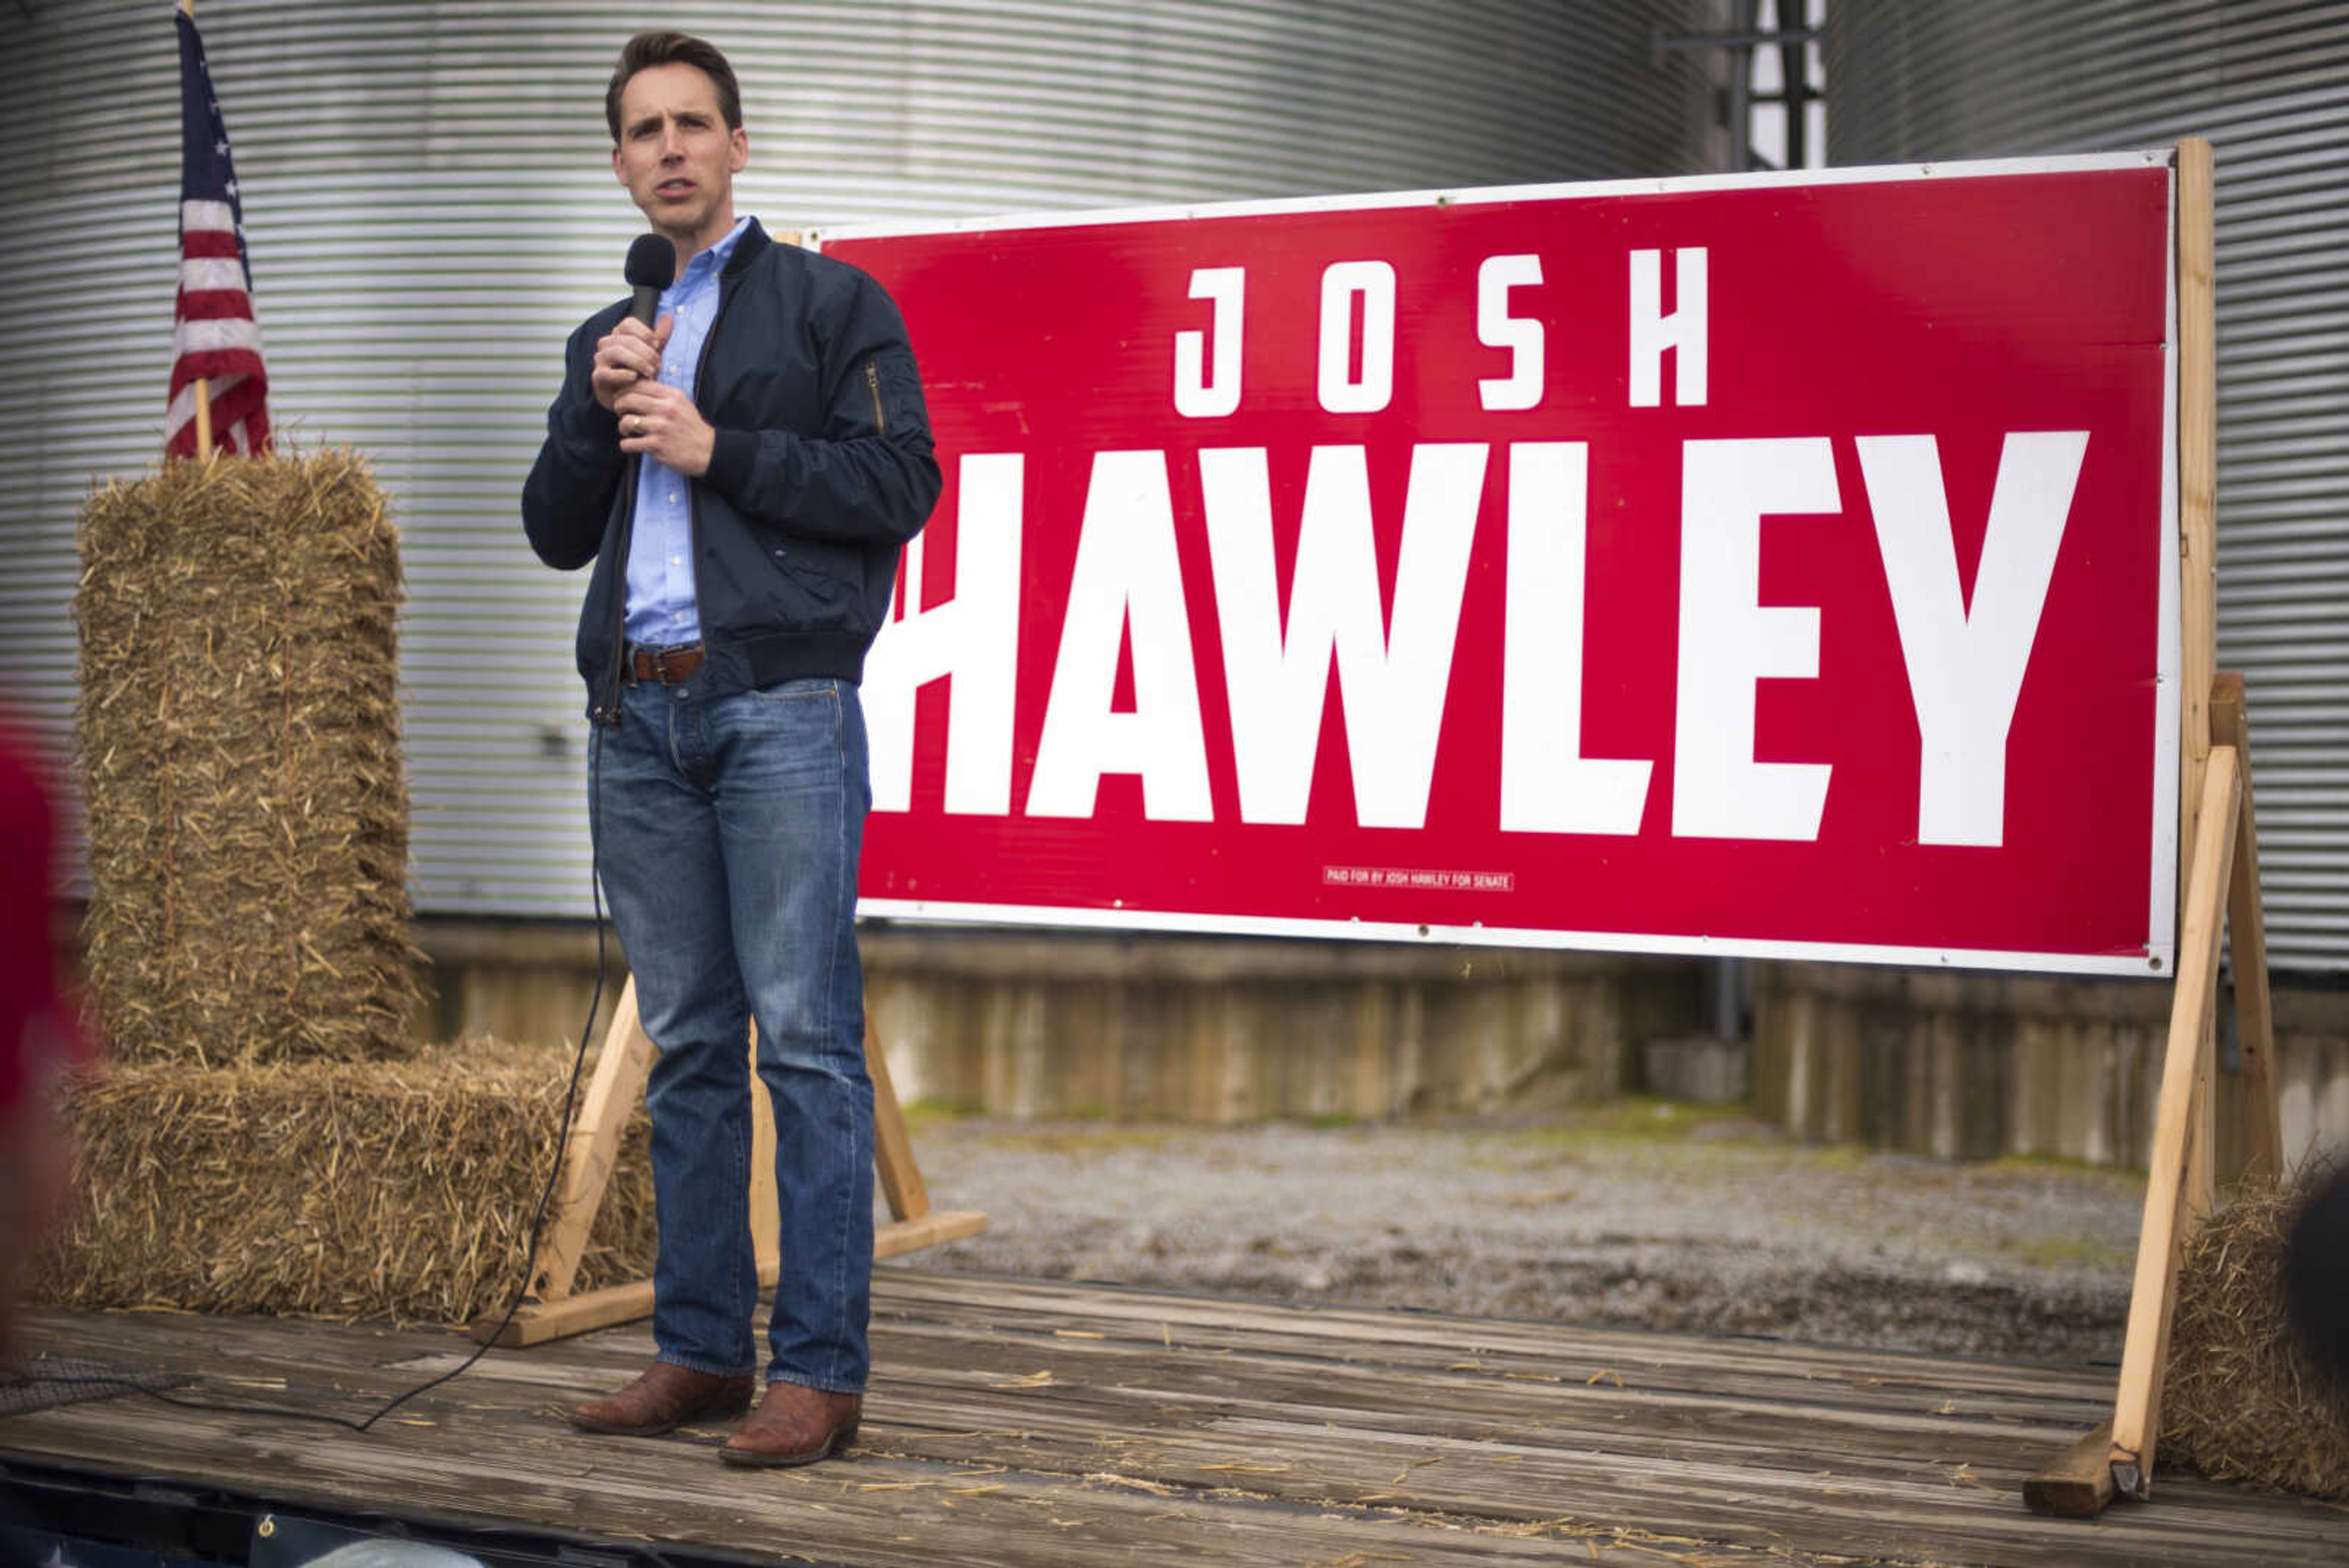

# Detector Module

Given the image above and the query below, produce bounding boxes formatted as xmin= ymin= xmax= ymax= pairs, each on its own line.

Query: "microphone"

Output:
xmin=596 ymin=233 xmax=675 ymax=730
xmin=625 ymin=233 xmax=675 ymax=326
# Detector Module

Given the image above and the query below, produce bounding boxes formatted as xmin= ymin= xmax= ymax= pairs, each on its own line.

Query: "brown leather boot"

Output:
xmin=570 ymin=1361 xmax=755 ymax=1436
xmin=719 ymin=1381 xmax=863 ymax=1468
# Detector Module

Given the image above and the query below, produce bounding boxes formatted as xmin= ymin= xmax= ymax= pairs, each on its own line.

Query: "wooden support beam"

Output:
xmin=2211 ymin=674 xmax=2284 ymax=1183
xmin=750 ymin=1027 xmax=780 ymax=1277
xmin=477 ymin=1210 xmax=989 ymax=1348
xmin=474 ymin=979 xmax=984 ymax=1348
xmin=869 ymin=1016 xmax=931 ymax=1222
xmin=2024 ymin=1422 xmax=2116 ymax=1518
xmin=2175 ymin=136 xmax=2217 ymax=879
xmin=2027 ymin=139 xmax=2247 ymax=1528
xmin=529 ymin=978 xmax=654 ymax=1304
xmin=2176 ymin=135 xmax=2219 ymax=1227
xmin=2109 ymin=746 xmax=2241 ymax=1500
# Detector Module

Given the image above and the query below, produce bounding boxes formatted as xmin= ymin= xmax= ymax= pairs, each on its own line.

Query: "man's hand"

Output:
xmin=591 ymin=314 xmax=674 ymax=412
xmin=617 ymin=381 xmax=718 ymax=478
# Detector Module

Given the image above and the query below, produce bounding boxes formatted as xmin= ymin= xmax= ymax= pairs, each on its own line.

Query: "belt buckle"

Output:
xmin=647 ymin=643 xmax=700 ymax=684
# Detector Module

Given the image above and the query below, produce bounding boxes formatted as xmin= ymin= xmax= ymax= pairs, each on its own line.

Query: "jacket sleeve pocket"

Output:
xmin=872 ymin=349 xmax=930 ymax=442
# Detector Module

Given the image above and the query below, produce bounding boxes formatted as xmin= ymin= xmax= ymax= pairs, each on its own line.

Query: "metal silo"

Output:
xmin=6 ymin=0 xmax=1731 ymax=916
xmin=1825 ymin=2 xmax=2349 ymax=972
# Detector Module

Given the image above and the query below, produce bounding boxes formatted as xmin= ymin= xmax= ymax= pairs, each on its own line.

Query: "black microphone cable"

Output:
xmin=35 ymin=724 xmax=610 ymax=1438
xmin=37 ymin=686 xmax=625 ymax=1438
xmin=27 ymin=707 xmax=617 ymax=1436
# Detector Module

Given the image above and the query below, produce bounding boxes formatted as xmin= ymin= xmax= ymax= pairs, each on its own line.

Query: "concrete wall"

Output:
xmin=1753 ymin=964 xmax=2349 ymax=1175
xmin=418 ymin=920 xmax=2349 ymax=1164
xmin=417 ymin=920 xmax=1700 ymax=1122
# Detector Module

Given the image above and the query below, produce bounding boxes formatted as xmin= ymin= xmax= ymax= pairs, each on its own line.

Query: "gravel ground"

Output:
xmin=885 ymin=1102 xmax=2145 ymax=1365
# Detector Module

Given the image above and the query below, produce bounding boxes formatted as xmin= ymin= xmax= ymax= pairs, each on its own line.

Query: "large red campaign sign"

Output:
xmin=821 ymin=154 xmax=2180 ymax=975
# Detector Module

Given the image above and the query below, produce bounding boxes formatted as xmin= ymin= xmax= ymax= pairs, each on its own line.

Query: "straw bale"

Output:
xmin=2161 ymin=1167 xmax=2349 ymax=1498
xmin=76 ymin=450 xmax=421 ymax=1065
xmin=34 ymin=1044 xmax=656 ymax=1325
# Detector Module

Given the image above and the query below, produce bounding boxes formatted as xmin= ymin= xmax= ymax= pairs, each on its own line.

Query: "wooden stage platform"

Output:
xmin=4 ymin=1266 xmax=2345 ymax=1567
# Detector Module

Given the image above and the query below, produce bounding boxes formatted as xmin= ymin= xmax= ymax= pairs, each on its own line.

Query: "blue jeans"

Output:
xmin=592 ymin=673 xmax=874 ymax=1393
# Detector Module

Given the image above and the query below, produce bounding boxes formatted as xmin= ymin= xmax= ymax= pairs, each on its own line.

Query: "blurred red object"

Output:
xmin=0 ymin=715 xmax=78 ymax=1108
xmin=0 ymin=712 xmax=83 ymax=1364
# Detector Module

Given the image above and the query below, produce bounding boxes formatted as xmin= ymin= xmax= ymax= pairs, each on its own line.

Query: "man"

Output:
xmin=522 ymin=31 xmax=940 ymax=1468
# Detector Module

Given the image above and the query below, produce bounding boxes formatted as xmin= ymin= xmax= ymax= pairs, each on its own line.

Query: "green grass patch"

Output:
xmin=971 ymin=1123 xmax=1186 ymax=1157
xmin=1984 ymin=1151 xmax=2148 ymax=1190
xmin=2001 ymin=1233 xmax=2136 ymax=1271
xmin=899 ymin=1096 xmax=981 ymax=1125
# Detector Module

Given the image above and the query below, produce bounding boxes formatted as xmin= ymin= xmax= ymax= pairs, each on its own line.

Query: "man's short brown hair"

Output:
xmin=605 ymin=31 xmax=743 ymax=142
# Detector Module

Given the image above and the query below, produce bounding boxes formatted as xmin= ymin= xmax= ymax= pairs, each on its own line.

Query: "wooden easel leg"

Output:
xmin=480 ymin=986 xmax=986 ymax=1349
xmin=2213 ymin=675 xmax=2285 ymax=1182
xmin=744 ymin=1015 xmax=983 ymax=1293
xmin=751 ymin=1027 xmax=780 ymax=1278
xmin=475 ymin=976 xmax=653 ymax=1332
xmin=2175 ymin=132 xmax=2221 ymax=1230
xmin=2108 ymin=749 xmax=2241 ymax=1500
xmin=2031 ymin=135 xmax=2241 ymax=1522
xmin=2030 ymin=751 xmax=2243 ymax=1512
xmin=869 ymin=1014 xmax=931 ymax=1223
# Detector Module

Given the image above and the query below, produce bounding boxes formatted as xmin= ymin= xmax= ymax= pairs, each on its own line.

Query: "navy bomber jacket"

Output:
xmin=522 ymin=218 xmax=943 ymax=716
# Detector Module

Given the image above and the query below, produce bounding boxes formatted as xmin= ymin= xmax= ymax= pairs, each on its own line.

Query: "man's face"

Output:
xmin=611 ymin=62 xmax=748 ymax=255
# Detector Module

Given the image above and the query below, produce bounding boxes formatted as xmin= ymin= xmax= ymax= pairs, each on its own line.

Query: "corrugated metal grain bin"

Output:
xmin=1826 ymin=1 xmax=2349 ymax=971
xmin=5 ymin=0 xmax=1730 ymax=915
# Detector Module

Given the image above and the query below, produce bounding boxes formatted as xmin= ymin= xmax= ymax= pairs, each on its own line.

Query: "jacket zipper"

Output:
xmin=865 ymin=362 xmax=886 ymax=435
xmin=596 ymin=228 xmax=762 ymax=716
xmin=684 ymin=260 xmax=743 ymax=631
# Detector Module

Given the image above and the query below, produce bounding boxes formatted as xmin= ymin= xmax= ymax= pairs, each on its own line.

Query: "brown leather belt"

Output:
xmin=627 ymin=644 xmax=705 ymax=685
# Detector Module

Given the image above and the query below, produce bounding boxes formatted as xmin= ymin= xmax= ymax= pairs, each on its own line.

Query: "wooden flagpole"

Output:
xmin=178 ymin=0 xmax=213 ymax=461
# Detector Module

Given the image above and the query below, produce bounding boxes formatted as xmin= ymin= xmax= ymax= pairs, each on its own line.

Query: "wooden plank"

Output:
xmin=2212 ymin=673 xmax=2285 ymax=1183
xmin=2025 ymin=1421 xmax=2116 ymax=1517
xmin=477 ymin=1211 xmax=990 ymax=1347
xmin=25 ymin=1278 xmax=2349 ymax=1561
xmin=2176 ymin=136 xmax=2218 ymax=917
xmin=478 ymin=1309 xmax=2112 ymax=1447
xmin=861 ymin=1269 xmax=2118 ymax=1414
xmin=476 ymin=969 xmax=975 ymax=1342
xmin=748 ymin=1027 xmax=779 ymax=1276
xmin=6 ymin=1411 xmax=1652 ymax=1568
xmin=2109 ymin=746 xmax=2242 ymax=1499
xmin=522 ymin=976 xmax=653 ymax=1310
xmin=2177 ymin=135 xmax=2220 ymax=1225
xmin=15 ymin=1282 xmax=2349 ymax=1568
xmin=28 ymin=1293 xmax=2102 ymax=1464
xmin=876 ymin=1208 xmax=987 ymax=1256
xmin=869 ymin=1016 xmax=931 ymax=1222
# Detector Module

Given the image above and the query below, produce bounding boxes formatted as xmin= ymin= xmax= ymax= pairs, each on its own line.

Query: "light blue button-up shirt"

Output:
xmin=623 ymin=215 xmax=751 ymax=648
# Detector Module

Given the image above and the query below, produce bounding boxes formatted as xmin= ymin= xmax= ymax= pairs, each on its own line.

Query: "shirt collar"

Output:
xmin=675 ymin=215 xmax=753 ymax=291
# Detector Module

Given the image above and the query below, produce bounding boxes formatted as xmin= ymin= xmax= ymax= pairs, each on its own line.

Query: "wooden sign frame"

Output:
xmin=2024 ymin=138 xmax=2290 ymax=1518
xmin=484 ymin=152 xmax=2276 ymax=1517
xmin=471 ymin=989 xmax=985 ymax=1348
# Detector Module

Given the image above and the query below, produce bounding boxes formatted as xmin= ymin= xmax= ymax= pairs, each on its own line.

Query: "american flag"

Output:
xmin=167 ymin=7 xmax=270 ymax=458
